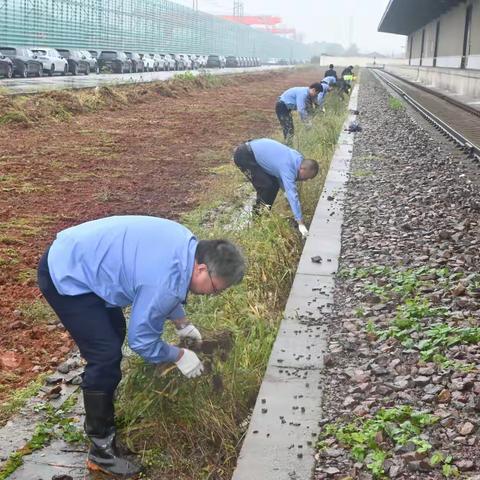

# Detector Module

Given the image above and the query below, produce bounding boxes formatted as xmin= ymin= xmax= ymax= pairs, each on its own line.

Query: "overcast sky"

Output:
xmin=176 ymin=0 xmax=406 ymax=55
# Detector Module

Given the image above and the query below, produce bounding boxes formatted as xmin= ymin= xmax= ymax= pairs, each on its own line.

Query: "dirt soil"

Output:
xmin=0 ymin=68 xmax=322 ymax=404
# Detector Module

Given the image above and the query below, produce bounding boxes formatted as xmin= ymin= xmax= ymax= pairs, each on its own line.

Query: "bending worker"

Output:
xmin=37 ymin=215 xmax=245 ymax=478
xmin=317 ymin=76 xmax=336 ymax=110
xmin=275 ymin=82 xmax=324 ymax=143
xmin=234 ymin=138 xmax=319 ymax=238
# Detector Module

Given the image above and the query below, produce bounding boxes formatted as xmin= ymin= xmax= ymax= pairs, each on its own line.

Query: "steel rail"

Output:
xmin=371 ymin=68 xmax=480 ymax=162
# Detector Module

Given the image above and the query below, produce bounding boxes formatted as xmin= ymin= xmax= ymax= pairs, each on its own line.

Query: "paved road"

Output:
xmin=0 ymin=65 xmax=290 ymax=95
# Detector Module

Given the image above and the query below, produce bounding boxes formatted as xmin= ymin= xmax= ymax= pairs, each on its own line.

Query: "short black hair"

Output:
xmin=309 ymin=82 xmax=324 ymax=93
xmin=302 ymin=159 xmax=319 ymax=177
xmin=195 ymin=239 xmax=245 ymax=285
xmin=329 ymin=64 xmax=334 ymax=68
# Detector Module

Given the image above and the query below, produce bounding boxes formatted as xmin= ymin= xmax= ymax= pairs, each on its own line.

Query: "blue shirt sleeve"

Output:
xmin=296 ymin=90 xmax=309 ymax=121
xmin=127 ymin=285 xmax=181 ymax=364
xmin=280 ymin=171 xmax=303 ymax=222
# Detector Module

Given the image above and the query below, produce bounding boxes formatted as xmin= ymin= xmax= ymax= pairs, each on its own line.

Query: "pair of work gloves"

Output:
xmin=174 ymin=324 xmax=204 ymax=379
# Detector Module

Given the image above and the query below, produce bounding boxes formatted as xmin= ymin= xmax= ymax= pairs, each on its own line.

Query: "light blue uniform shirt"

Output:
xmin=47 ymin=216 xmax=197 ymax=364
xmin=278 ymin=86 xmax=310 ymax=121
xmin=250 ymin=138 xmax=304 ymax=222
xmin=322 ymin=76 xmax=337 ymax=85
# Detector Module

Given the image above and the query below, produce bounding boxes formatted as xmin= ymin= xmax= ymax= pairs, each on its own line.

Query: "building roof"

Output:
xmin=378 ymin=0 xmax=466 ymax=35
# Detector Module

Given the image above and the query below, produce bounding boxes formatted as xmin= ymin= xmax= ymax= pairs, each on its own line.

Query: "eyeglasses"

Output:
xmin=207 ymin=268 xmax=220 ymax=295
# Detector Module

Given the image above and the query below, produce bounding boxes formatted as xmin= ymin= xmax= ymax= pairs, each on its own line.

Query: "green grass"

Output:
xmin=388 ymin=97 xmax=404 ymax=111
xmin=116 ymin=93 xmax=348 ymax=479
xmin=0 ymin=375 xmax=47 ymax=427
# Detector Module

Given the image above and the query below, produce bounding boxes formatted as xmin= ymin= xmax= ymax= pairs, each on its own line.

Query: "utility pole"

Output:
xmin=192 ymin=0 xmax=198 ymax=11
xmin=233 ymin=1 xmax=244 ymax=16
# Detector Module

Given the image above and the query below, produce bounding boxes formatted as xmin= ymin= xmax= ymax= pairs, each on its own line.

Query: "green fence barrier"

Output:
xmin=0 ymin=0 xmax=312 ymax=60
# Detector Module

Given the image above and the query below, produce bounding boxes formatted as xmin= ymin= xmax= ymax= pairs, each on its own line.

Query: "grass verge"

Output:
xmin=116 ymin=92 xmax=347 ymax=479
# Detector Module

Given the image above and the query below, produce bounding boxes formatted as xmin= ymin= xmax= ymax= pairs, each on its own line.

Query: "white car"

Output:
xmin=180 ymin=54 xmax=192 ymax=70
xmin=160 ymin=54 xmax=175 ymax=71
xmin=140 ymin=53 xmax=155 ymax=72
xmin=30 ymin=47 xmax=68 ymax=76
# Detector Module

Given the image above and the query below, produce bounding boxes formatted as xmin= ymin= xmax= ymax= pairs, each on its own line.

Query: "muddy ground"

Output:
xmin=0 ymin=67 xmax=322 ymax=405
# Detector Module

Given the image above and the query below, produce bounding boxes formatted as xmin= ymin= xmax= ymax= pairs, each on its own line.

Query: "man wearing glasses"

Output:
xmin=37 ymin=215 xmax=245 ymax=478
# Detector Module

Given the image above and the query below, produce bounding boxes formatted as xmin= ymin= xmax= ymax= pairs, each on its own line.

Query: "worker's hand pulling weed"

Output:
xmin=175 ymin=323 xmax=202 ymax=343
xmin=175 ymin=349 xmax=204 ymax=378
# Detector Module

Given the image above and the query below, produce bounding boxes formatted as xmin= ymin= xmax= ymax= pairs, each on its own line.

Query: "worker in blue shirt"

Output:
xmin=37 ymin=216 xmax=245 ymax=478
xmin=276 ymin=82 xmax=324 ymax=144
xmin=317 ymin=76 xmax=337 ymax=110
xmin=233 ymin=138 xmax=319 ymax=237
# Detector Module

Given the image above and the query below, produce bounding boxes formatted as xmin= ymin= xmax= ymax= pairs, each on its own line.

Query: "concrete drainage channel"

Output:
xmin=232 ymin=85 xmax=359 ymax=480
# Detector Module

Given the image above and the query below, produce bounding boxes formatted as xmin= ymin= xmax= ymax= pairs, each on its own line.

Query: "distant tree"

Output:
xmin=311 ymin=55 xmax=320 ymax=64
xmin=344 ymin=43 xmax=359 ymax=56
xmin=309 ymin=41 xmax=345 ymax=57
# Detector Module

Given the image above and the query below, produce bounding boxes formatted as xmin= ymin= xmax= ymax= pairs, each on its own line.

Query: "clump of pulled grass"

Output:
xmin=116 ymin=92 xmax=348 ymax=479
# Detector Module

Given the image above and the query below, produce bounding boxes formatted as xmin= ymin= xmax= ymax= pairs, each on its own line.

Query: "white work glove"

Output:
xmin=298 ymin=224 xmax=309 ymax=238
xmin=176 ymin=324 xmax=202 ymax=342
xmin=175 ymin=349 xmax=204 ymax=378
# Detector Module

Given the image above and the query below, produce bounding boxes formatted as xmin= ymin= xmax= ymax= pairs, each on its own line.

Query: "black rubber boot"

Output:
xmin=83 ymin=390 xmax=143 ymax=478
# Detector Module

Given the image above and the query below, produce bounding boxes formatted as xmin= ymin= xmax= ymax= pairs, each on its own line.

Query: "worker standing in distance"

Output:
xmin=37 ymin=215 xmax=245 ymax=478
xmin=233 ymin=138 xmax=319 ymax=238
xmin=275 ymin=82 xmax=324 ymax=144
xmin=324 ymin=63 xmax=337 ymax=79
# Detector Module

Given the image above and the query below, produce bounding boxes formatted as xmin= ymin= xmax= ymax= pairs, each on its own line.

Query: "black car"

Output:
xmin=125 ymin=52 xmax=145 ymax=73
xmin=57 ymin=49 xmax=91 ymax=75
xmin=0 ymin=54 xmax=14 ymax=78
xmin=79 ymin=50 xmax=99 ymax=74
xmin=0 ymin=46 xmax=43 ymax=77
xmin=98 ymin=51 xmax=132 ymax=74
xmin=207 ymin=54 xmax=222 ymax=68
xmin=225 ymin=55 xmax=239 ymax=68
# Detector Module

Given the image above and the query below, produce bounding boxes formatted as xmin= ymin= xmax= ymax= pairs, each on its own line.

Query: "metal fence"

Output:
xmin=0 ymin=0 xmax=313 ymax=59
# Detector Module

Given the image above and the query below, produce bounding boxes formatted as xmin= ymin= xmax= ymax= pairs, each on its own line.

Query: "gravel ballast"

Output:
xmin=314 ymin=69 xmax=480 ymax=479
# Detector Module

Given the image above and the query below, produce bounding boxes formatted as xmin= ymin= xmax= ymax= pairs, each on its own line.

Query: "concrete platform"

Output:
xmin=231 ymin=85 xmax=359 ymax=480
xmin=382 ymin=64 xmax=480 ymax=112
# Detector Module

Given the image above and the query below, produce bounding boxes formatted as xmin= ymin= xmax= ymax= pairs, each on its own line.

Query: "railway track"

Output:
xmin=370 ymin=68 xmax=480 ymax=162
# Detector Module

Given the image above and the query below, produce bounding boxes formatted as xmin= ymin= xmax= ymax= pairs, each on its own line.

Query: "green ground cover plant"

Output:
xmin=318 ymin=406 xmax=439 ymax=478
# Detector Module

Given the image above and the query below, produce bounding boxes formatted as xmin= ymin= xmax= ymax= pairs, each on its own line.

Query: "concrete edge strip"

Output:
xmin=231 ymin=84 xmax=360 ymax=480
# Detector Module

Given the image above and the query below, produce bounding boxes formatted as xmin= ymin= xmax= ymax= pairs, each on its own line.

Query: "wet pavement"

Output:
xmin=0 ymin=65 xmax=290 ymax=95
xmin=0 ymin=354 xmax=92 ymax=480
xmin=231 ymin=86 xmax=359 ymax=480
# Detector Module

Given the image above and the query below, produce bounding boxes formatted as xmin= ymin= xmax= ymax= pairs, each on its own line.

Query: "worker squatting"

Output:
xmin=37 ymin=66 xmax=354 ymax=478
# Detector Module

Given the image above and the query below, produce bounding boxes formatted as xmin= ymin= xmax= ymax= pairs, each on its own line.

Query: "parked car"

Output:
xmin=278 ymin=58 xmax=289 ymax=65
xmin=0 ymin=54 xmax=14 ymax=78
xmin=56 ymin=48 xmax=90 ymax=75
xmin=266 ymin=57 xmax=278 ymax=66
xmin=149 ymin=54 xmax=165 ymax=71
xmin=98 ymin=51 xmax=132 ymax=73
xmin=206 ymin=54 xmax=222 ymax=68
xmin=30 ymin=47 xmax=68 ymax=76
xmin=170 ymin=53 xmax=185 ymax=70
xmin=188 ymin=54 xmax=200 ymax=69
xmin=125 ymin=52 xmax=145 ymax=73
xmin=0 ymin=47 xmax=43 ymax=77
xmin=140 ymin=53 xmax=155 ymax=72
xmin=79 ymin=50 xmax=99 ymax=74
xmin=225 ymin=55 xmax=239 ymax=68
xmin=179 ymin=54 xmax=192 ymax=70
xmin=160 ymin=54 xmax=175 ymax=71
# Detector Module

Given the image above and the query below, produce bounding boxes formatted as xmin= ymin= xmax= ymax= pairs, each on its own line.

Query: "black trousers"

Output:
xmin=234 ymin=143 xmax=280 ymax=213
xmin=275 ymin=100 xmax=294 ymax=143
xmin=38 ymin=249 xmax=126 ymax=394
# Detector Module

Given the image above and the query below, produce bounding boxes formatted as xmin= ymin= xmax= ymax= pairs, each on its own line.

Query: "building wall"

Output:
xmin=408 ymin=0 xmax=480 ymax=70
xmin=467 ymin=0 xmax=480 ymax=69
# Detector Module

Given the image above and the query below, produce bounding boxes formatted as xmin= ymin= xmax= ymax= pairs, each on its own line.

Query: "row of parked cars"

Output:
xmin=0 ymin=46 xmax=266 ymax=79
